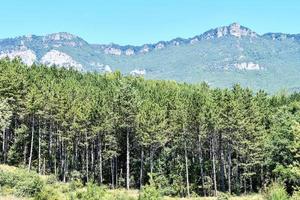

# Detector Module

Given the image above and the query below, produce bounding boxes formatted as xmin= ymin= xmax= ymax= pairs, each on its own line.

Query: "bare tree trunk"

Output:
xmin=261 ymin=164 xmax=265 ymax=190
xmin=54 ymin=133 xmax=57 ymax=176
xmin=91 ymin=142 xmax=94 ymax=179
xmin=75 ymin=136 xmax=78 ymax=170
xmin=228 ymin=145 xmax=232 ymax=194
xmin=65 ymin=148 xmax=68 ymax=182
xmin=23 ymin=143 xmax=27 ymax=166
xmin=184 ymin=141 xmax=190 ymax=198
xmin=38 ymin=119 xmax=41 ymax=174
xmin=85 ymin=132 xmax=89 ymax=182
xmin=62 ymin=139 xmax=66 ymax=182
xmin=115 ymin=157 xmax=118 ymax=188
xmin=150 ymin=147 xmax=154 ymax=174
xmin=2 ymin=128 xmax=6 ymax=163
xmin=212 ymin=135 xmax=217 ymax=196
xmin=43 ymin=157 xmax=46 ymax=175
xmin=198 ymin=134 xmax=205 ymax=196
xmin=28 ymin=115 xmax=35 ymax=171
xmin=111 ymin=158 xmax=115 ymax=189
xmin=219 ymin=133 xmax=225 ymax=192
xmin=99 ymin=135 xmax=103 ymax=184
xmin=48 ymin=120 xmax=52 ymax=172
xmin=139 ymin=148 xmax=144 ymax=189
xmin=126 ymin=128 xmax=130 ymax=190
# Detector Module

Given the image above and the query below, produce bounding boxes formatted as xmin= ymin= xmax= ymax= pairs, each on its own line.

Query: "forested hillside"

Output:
xmin=0 ymin=58 xmax=299 ymax=198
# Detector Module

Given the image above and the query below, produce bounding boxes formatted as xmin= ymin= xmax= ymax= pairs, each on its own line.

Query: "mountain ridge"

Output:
xmin=1 ymin=23 xmax=300 ymax=92
xmin=2 ymin=23 xmax=299 ymax=56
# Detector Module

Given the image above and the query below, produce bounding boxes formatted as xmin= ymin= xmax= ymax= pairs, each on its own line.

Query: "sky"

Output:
xmin=1 ymin=0 xmax=300 ymax=45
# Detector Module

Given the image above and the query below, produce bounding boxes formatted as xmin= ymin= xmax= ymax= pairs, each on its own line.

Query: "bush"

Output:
xmin=217 ymin=192 xmax=229 ymax=200
xmin=69 ymin=179 xmax=84 ymax=191
xmin=46 ymin=174 xmax=58 ymax=185
xmin=113 ymin=192 xmax=136 ymax=200
xmin=139 ymin=174 xmax=162 ymax=200
xmin=76 ymin=182 xmax=107 ymax=200
xmin=0 ymin=166 xmax=44 ymax=197
xmin=265 ymin=182 xmax=290 ymax=200
xmin=15 ymin=172 xmax=44 ymax=197
xmin=34 ymin=185 xmax=61 ymax=200
xmin=291 ymin=189 xmax=300 ymax=200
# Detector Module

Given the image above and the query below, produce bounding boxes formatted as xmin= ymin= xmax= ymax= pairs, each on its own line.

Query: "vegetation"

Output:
xmin=0 ymin=59 xmax=299 ymax=199
xmin=264 ymin=182 xmax=289 ymax=200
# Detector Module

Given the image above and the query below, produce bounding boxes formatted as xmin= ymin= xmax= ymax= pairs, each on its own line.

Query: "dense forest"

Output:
xmin=0 ymin=58 xmax=299 ymax=198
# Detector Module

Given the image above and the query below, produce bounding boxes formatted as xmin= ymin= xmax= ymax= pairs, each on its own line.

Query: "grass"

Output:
xmin=0 ymin=194 xmax=264 ymax=200
xmin=0 ymin=164 xmax=264 ymax=200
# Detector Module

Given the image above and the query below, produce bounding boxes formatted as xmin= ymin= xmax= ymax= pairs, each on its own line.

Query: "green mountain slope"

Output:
xmin=1 ymin=23 xmax=300 ymax=92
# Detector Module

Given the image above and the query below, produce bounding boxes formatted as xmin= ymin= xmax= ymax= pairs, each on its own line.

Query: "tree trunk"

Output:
xmin=85 ymin=132 xmax=89 ymax=182
xmin=2 ymin=128 xmax=6 ymax=163
xmin=261 ymin=164 xmax=265 ymax=190
xmin=150 ymin=147 xmax=154 ymax=174
xmin=126 ymin=128 xmax=130 ymax=190
xmin=23 ymin=143 xmax=27 ymax=166
xmin=75 ymin=136 xmax=78 ymax=170
xmin=111 ymin=157 xmax=115 ymax=188
xmin=28 ymin=115 xmax=35 ymax=171
xmin=228 ymin=145 xmax=232 ymax=194
xmin=99 ymin=134 xmax=103 ymax=184
xmin=65 ymin=148 xmax=68 ymax=182
xmin=115 ymin=157 xmax=118 ymax=188
xmin=38 ymin=119 xmax=41 ymax=174
xmin=139 ymin=148 xmax=144 ymax=189
xmin=91 ymin=142 xmax=94 ymax=179
xmin=198 ymin=134 xmax=205 ymax=196
xmin=54 ymin=133 xmax=57 ymax=176
xmin=43 ymin=157 xmax=46 ymax=175
xmin=184 ymin=141 xmax=190 ymax=198
xmin=212 ymin=135 xmax=217 ymax=196
xmin=219 ymin=132 xmax=225 ymax=192
xmin=61 ymin=138 xmax=65 ymax=182
xmin=48 ymin=120 xmax=52 ymax=171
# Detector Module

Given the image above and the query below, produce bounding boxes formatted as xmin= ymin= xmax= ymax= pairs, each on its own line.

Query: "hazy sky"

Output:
xmin=1 ymin=0 xmax=300 ymax=45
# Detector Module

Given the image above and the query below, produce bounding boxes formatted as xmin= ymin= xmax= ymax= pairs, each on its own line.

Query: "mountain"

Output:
xmin=1 ymin=23 xmax=300 ymax=92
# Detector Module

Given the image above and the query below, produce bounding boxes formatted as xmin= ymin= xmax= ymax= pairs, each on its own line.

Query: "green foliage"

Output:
xmin=46 ymin=175 xmax=58 ymax=185
xmin=0 ymin=60 xmax=300 ymax=198
xmin=139 ymin=174 xmax=162 ymax=200
xmin=291 ymin=189 xmax=300 ymax=200
xmin=217 ymin=192 xmax=229 ymax=200
xmin=34 ymin=185 xmax=61 ymax=200
xmin=0 ymin=166 xmax=44 ymax=197
xmin=265 ymin=182 xmax=290 ymax=200
xmin=76 ymin=182 xmax=107 ymax=200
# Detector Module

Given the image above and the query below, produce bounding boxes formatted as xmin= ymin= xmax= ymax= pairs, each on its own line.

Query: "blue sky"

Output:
xmin=1 ymin=0 xmax=300 ymax=45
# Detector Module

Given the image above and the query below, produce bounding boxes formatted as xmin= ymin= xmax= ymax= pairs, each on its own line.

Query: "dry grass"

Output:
xmin=163 ymin=195 xmax=263 ymax=200
xmin=0 ymin=195 xmax=30 ymax=200
xmin=0 ymin=165 xmax=264 ymax=200
xmin=0 ymin=194 xmax=264 ymax=200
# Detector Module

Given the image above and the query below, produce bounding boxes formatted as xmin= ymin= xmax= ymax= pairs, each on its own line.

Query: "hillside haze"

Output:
xmin=1 ymin=22 xmax=300 ymax=92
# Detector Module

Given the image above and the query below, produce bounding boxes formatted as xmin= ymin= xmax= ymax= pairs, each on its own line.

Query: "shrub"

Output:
xmin=34 ymin=185 xmax=61 ymax=200
xmin=139 ymin=174 xmax=162 ymax=200
xmin=113 ymin=192 xmax=136 ymax=200
xmin=217 ymin=192 xmax=229 ymax=200
xmin=291 ymin=189 xmax=300 ymax=200
xmin=69 ymin=179 xmax=84 ymax=191
xmin=265 ymin=182 xmax=290 ymax=200
xmin=76 ymin=182 xmax=107 ymax=200
xmin=0 ymin=168 xmax=21 ymax=187
xmin=46 ymin=174 xmax=58 ymax=185
xmin=0 ymin=166 xmax=44 ymax=197
xmin=15 ymin=172 xmax=44 ymax=197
